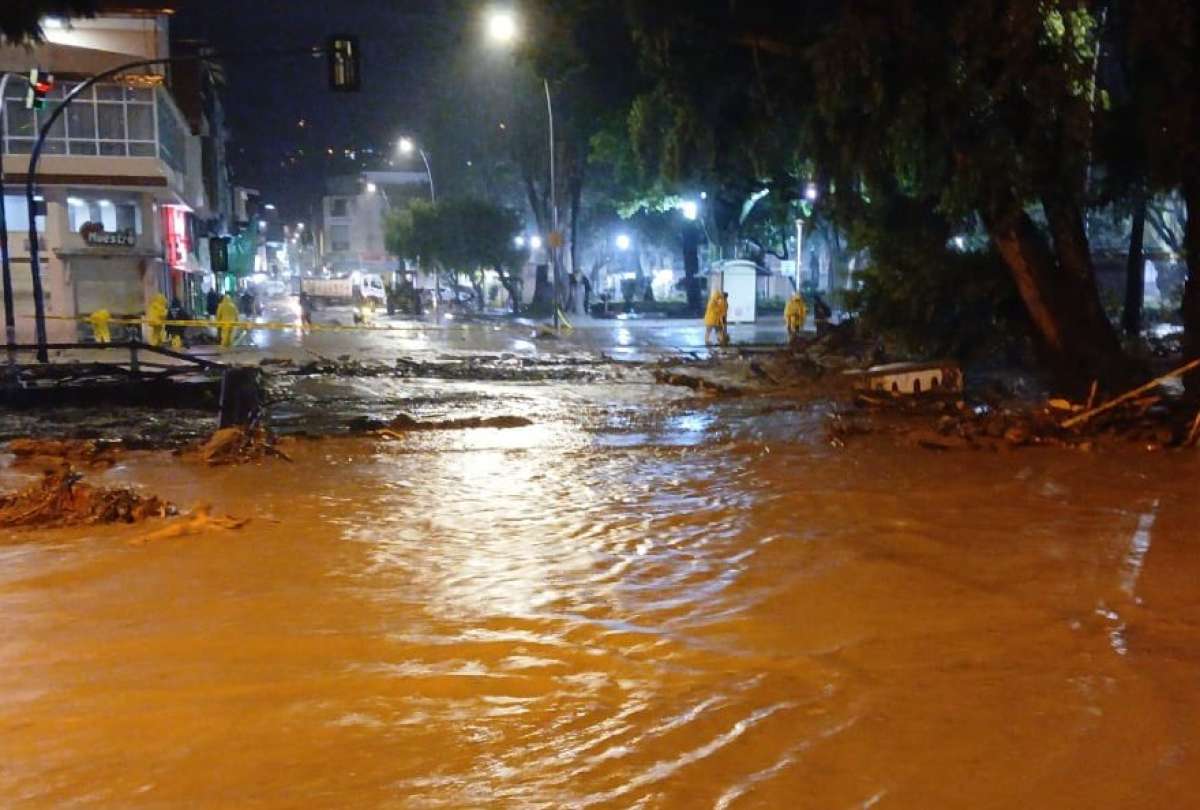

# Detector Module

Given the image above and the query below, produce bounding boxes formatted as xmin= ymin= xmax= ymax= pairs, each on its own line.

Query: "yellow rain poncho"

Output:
xmin=216 ymin=294 xmax=239 ymax=349
xmin=147 ymin=293 xmax=168 ymax=347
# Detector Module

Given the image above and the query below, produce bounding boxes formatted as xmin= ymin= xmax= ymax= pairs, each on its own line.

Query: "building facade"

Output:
xmin=320 ymin=171 xmax=425 ymax=278
xmin=0 ymin=5 xmax=231 ymax=341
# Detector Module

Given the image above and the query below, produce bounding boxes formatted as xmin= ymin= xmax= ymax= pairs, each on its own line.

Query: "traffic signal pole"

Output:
xmin=22 ymin=42 xmax=352 ymax=363
xmin=0 ymin=72 xmax=18 ymax=360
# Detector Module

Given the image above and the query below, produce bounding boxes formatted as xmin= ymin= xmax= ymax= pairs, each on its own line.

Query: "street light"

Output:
xmin=680 ymin=200 xmax=699 ymax=221
xmin=365 ymin=181 xmax=377 ymax=194
xmin=530 ymin=235 xmax=543 ymax=250
xmin=485 ymin=8 xmax=519 ymax=45
xmin=514 ymin=236 xmax=526 ymax=248
xmin=397 ymin=136 xmax=436 ymax=202
xmin=615 ymin=233 xmax=632 ymax=251
xmin=487 ymin=8 xmax=561 ymax=328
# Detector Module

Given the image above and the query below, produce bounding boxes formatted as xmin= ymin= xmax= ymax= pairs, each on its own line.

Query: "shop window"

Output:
xmin=67 ymin=196 xmax=141 ymax=235
xmin=330 ymin=198 xmax=349 ymax=218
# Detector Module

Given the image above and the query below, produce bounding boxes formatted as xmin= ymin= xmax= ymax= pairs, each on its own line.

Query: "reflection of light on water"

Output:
xmin=374 ymin=421 xmax=600 ymax=619
xmin=1122 ymin=501 xmax=1158 ymax=598
xmin=616 ymin=328 xmax=632 ymax=346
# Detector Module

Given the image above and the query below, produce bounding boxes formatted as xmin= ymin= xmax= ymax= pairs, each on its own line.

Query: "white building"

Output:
xmin=0 ymin=5 xmax=222 ymax=341
xmin=320 ymin=171 xmax=426 ymax=279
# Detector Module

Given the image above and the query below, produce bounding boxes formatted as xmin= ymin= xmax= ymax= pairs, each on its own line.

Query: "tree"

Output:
xmin=386 ymin=198 xmax=526 ymax=313
xmin=1 ymin=0 xmax=94 ymax=44
xmin=807 ymin=1 xmax=1134 ymax=389
xmin=1121 ymin=0 xmax=1200 ymax=391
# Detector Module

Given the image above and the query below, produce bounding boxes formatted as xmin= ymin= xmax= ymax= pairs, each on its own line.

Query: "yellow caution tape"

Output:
xmin=35 ymin=314 xmax=519 ymax=335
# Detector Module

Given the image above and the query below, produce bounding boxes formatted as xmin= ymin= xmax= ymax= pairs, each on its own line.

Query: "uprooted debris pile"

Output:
xmin=832 ymin=382 xmax=1200 ymax=452
xmin=0 ymin=468 xmax=174 ymax=529
xmin=191 ymin=425 xmax=293 ymax=465
xmin=7 ymin=438 xmax=121 ymax=469
xmin=653 ymin=369 xmax=745 ymax=396
xmin=349 ymin=413 xmax=534 ymax=435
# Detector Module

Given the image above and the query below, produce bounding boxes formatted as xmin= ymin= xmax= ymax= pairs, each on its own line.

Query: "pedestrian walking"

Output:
xmin=217 ymin=294 xmax=239 ymax=349
xmin=704 ymin=289 xmax=729 ymax=346
xmin=784 ymin=291 xmax=807 ymax=343
xmin=298 ymin=291 xmax=313 ymax=327
xmin=205 ymin=288 xmax=219 ymax=318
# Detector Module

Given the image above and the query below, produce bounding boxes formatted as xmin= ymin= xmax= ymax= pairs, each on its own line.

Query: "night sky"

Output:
xmin=171 ymin=0 xmax=464 ymax=221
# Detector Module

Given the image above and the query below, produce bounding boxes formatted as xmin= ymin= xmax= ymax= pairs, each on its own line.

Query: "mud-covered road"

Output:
xmin=2 ymin=318 xmax=1199 ymax=808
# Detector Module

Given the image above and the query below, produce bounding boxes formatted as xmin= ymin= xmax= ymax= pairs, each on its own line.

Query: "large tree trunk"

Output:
xmin=982 ymin=199 xmax=1129 ymax=391
xmin=531 ymin=264 xmax=554 ymax=313
xmin=1182 ymin=180 xmax=1200 ymax=397
xmin=1122 ymin=191 xmax=1147 ymax=336
xmin=681 ymin=223 xmax=703 ymax=315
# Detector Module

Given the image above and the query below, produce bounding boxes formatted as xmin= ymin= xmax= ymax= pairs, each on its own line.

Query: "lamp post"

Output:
xmin=398 ymin=137 xmax=436 ymax=203
xmin=486 ymin=8 xmax=560 ymax=328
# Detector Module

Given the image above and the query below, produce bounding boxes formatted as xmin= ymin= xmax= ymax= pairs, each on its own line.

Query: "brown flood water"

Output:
xmin=1 ymin=400 xmax=1199 ymax=808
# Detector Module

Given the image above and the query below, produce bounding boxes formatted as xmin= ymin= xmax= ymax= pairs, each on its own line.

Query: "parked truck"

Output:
xmin=300 ymin=273 xmax=387 ymax=308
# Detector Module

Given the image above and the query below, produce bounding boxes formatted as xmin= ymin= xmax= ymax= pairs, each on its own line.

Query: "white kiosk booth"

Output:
xmin=708 ymin=260 xmax=758 ymax=322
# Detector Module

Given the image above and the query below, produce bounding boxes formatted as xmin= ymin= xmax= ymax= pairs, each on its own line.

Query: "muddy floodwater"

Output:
xmin=1 ymin=378 xmax=1198 ymax=808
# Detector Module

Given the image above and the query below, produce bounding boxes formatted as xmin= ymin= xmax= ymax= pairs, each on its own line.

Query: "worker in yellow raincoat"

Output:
xmin=784 ymin=291 xmax=807 ymax=343
xmin=88 ymin=309 xmax=111 ymax=344
xmin=216 ymin=294 xmax=240 ymax=349
xmin=704 ymin=290 xmax=728 ymax=346
xmin=146 ymin=292 xmax=168 ymax=346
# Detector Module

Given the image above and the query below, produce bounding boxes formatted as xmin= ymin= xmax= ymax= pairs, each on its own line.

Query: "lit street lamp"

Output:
xmin=530 ymin=235 xmax=544 ymax=251
xmin=487 ymin=8 xmax=561 ymax=328
xmin=398 ymin=136 xmax=436 ymax=203
xmin=615 ymin=233 xmax=632 ymax=251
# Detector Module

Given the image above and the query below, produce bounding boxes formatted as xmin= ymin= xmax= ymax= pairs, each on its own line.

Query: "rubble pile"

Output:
xmin=193 ymin=426 xmax=292 ymax=465
xmin=0 ymin=468 xmax=174 ymax=529
xmin=7 ymin=438 xmax=121 ymax=469
xmin=835 ymin=388 xmax=1200 ymax=452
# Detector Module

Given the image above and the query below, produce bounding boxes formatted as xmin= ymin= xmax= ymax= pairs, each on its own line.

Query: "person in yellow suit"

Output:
xmin=216 ymin=294 xmax=240 ymax=349
xmin=784 ymin=291 xmax=807 ymax=343
xmin=704 ymin=289 xmax=728 ymax=346
xmin=88 ymin=309 xmax=111 ymax=344
xmin=146 ymin=292 xmax=168 ymax=347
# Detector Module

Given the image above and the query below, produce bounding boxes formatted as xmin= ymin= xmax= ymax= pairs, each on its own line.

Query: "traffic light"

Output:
xmin=327 ymin=35 xmax=361 ymax=92
xmin=24 ymin=69 xmax=54 ymax=110
xmin=209 ymin=237 xmax=230 ymax=275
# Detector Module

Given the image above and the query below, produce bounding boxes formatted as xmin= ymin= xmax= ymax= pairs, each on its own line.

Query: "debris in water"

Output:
xmin=130 ymin=504 xmax=250 ymax=544
xmin=653 ymin=369 xmax=744 ymax=396
xmin=351 ymin=413 xmax=535 ymax=436
xmin=193 ymin=426 xmax=292 ymax=465
xmin=7 ymin=438 xmax=120 ymax=470
xmin=0 ymin=468 xmax=174 ymax=529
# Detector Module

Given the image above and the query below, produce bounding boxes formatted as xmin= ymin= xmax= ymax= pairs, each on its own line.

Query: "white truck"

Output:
xmin=301 ymin=273 xmax=387 ymax=308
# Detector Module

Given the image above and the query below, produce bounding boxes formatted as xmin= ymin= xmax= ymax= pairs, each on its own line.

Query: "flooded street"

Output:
xmin=1 ymin=373 xmax=1199 ymax=808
